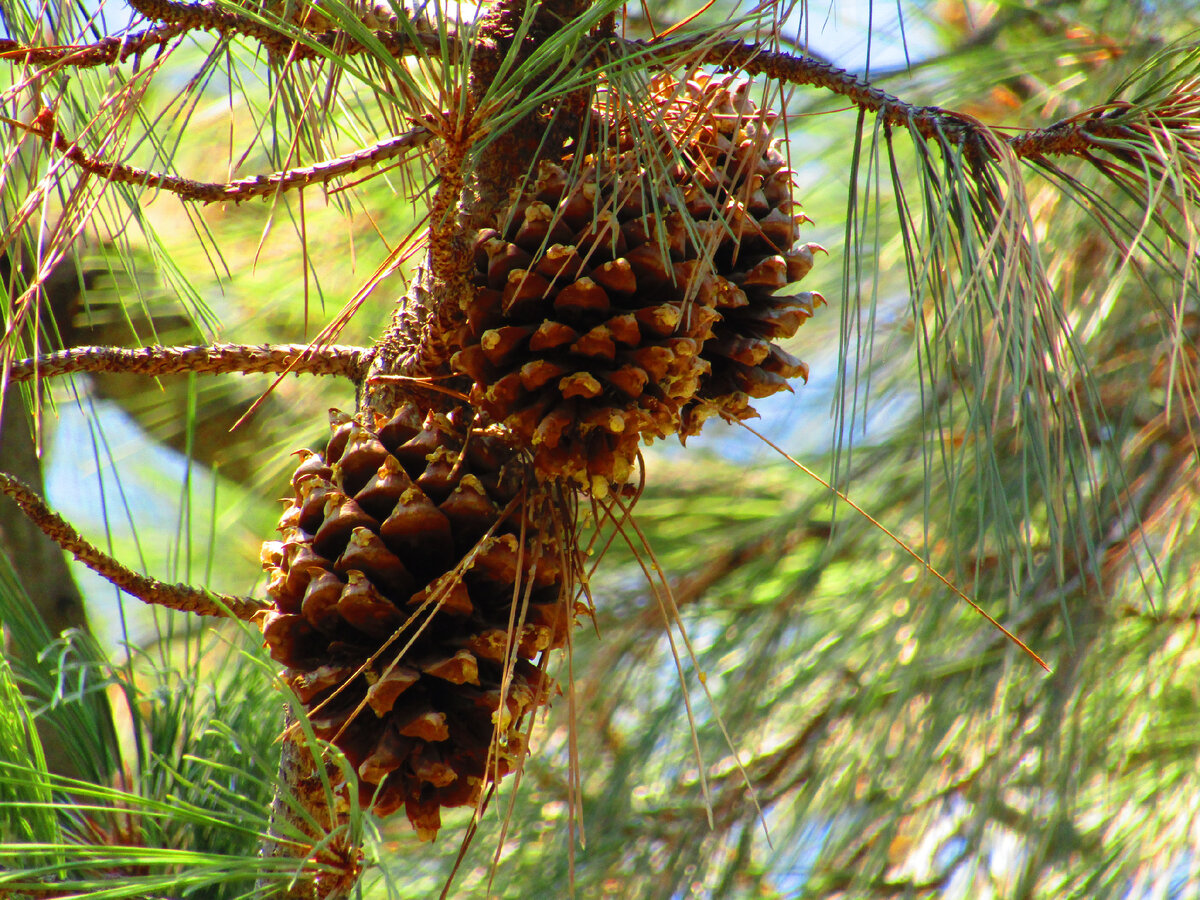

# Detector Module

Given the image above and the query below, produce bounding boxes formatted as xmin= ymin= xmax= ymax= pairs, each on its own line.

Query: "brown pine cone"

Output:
xmin=451 ymin=71 xmax=822 ymax=487
xmin=645 ymin=72 xmax=825 ymax=435
xmin=452 ymin=166 xmax=719 ymax=493
xmin=259 ymin=404 xmax=582 ymax=840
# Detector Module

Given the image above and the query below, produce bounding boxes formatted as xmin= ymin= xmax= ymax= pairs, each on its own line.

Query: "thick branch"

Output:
xmin=21 ymin=109 xmax=432 ymax=204
xmin=369 ymin=0 xmax=597 ymax=385
xmin=7 ymin=342 xmax=372 ymax=383
xmin=0 ymin=472 xmax=266 ymax=621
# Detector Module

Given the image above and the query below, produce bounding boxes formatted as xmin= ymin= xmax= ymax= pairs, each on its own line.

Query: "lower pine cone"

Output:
xmin=258 ymin=401 xmax=582 ymax=839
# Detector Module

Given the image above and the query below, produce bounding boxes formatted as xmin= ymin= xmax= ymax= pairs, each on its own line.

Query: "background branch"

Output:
xmin=0 ymin=472 xmax=266 ymax=621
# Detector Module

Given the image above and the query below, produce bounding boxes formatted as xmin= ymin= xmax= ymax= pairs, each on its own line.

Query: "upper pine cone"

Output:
xmin=259 ymin=404 xmax=579 ymax=840
xmin=452 ymin=72 xmax=822 ymax=492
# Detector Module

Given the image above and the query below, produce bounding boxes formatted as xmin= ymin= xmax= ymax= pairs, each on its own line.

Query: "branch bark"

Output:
xmin=7 ymin=342 xmax=373 ymax=383
xmin=0 ymin=23 xmax=189 ymax=69
xmin=124 ymin=0 xmax=443 ymax=62
xmin=20 ymin=109 xmax=432 ymax=205
xmin=257 ymin=709 xmax=360 ymax=900
xmin=0 ymin=472 xmax=266 ymax=621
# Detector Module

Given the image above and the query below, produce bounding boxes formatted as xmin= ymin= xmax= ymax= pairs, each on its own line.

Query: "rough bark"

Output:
xmin=258 ymin=709 xmax=360 ymax=900
xmin=369 ymin=0 xmax=594 ymax=385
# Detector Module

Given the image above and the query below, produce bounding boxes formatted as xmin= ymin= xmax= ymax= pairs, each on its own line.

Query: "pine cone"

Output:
xmin=451 ymin=165 xmax=718 ymax=493
xmin=451 ymin=71 xmax=822 ymax=487
xmin=644 ymin=72 xmax=825 ymax=435
xmin=259 ymin=404 xmax=580 ymax=840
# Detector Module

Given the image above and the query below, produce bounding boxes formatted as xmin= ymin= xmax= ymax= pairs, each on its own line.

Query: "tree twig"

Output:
xmin=6 ymin=342 xmax=373 ymax=383
xmin=0 ymin=472 xmax=266 ymax=622
xmin=19 ymin=108 xmax=433 ymax=204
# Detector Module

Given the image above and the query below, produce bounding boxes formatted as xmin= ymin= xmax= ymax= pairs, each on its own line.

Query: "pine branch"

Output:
xmin=1017 ymin=89 xmax=1200 ymax=238
xmin=15 ymin=109 xmax=432 ymax=204
xmin=0 ymin=472 xmax=266 ymax=621
xmin=1011 ymin=90 xmax=1200 ymax=165
xmin=0 ymin=23 xmax=189 ymax=70
xmin=6 ymin=342 xmax=373 ymax=383
xmin=634 ymin=37 xmax=1200 ymax=173
xmin=123 ymin=0 xmax=443 ymax=62
xmin=659 ymin=38 xmax=976 ymax=137
xmin=681 ymin=38 xmax=1009 ymax=151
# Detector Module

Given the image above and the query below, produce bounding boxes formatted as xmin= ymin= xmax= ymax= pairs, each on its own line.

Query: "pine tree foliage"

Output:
xmin=1 ymin=1 xmax=1198 ymax=898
